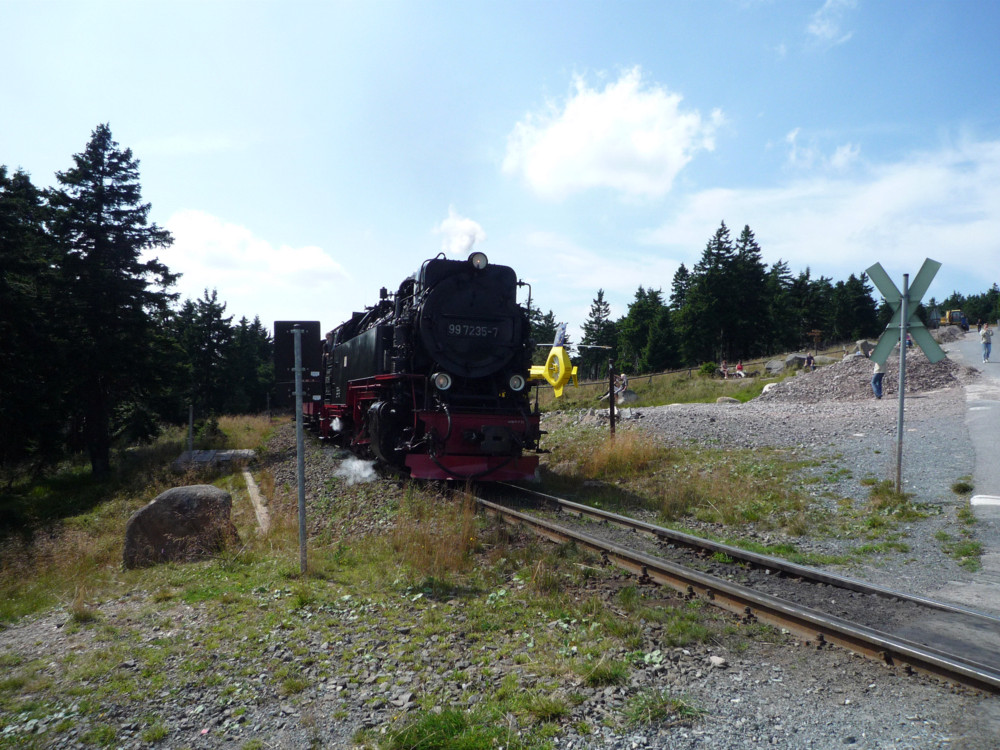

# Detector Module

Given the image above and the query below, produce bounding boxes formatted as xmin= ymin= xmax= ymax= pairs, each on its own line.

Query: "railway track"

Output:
xmin=467 ymin=482 xmax=1000 ymax=695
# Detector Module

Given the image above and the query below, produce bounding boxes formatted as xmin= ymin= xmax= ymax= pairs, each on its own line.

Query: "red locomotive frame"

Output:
xmin=303 ymin=373 xmax=541 ymax=481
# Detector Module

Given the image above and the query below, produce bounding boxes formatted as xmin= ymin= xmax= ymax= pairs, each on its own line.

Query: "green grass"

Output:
xmin=936 ymin=526 xmax=983 ymax=572
xmin=623 ymin=688 xmax=705 ymax=727
xmin=540 ymin=427 xmax=818 ymax=536
xmin=0 ymin=416 xmax=280 ymax=625
xmin=535 ymin=361 xmax=790 ymax=412
xmin=0 ymin=397 xmax=963 ymax=748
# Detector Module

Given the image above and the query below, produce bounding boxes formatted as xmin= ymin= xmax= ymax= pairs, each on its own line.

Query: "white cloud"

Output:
xmin=503 ymin=67 xmax=722 ymax=200
xmin=640 ymin=138 xmax=1000 ymax=297
xmin=829 ymin=142 xmax=861 ymax=170
xmin=807 ymin=0 xmax=856 ymax=46
xmin=785 ymin=128 xmax=860 ymax=171
xmin=434 ymin=206 xmax=486 ymax=255
xmin=150 ymin=210 xmax=349 ymax=330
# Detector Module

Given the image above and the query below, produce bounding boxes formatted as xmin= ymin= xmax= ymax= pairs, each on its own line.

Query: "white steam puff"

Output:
xmin=435 ymin=206 xmax=486 ymax=255
xmin=334 ymin=458 xmax=377 ymax=486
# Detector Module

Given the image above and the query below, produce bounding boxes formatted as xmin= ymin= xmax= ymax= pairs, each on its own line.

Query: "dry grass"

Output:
xmin=582 ymin=432 xmax=674 ymax=479
xmin=390 ymin=488 xmax=478 ymax=582
xmin=544 ymin=427 xmax=812 ymax=534
xmin=216 ymin=414 xmax=279 ymax=450
xmin=0 ymin=415 xmax=282 ymax=623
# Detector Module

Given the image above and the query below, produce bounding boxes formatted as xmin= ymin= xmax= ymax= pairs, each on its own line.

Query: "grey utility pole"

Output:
xmin=895 ymin=274 xmax=909 ymax=493
xmin=866 ymin=259 xmax=946 ymax=495
xmin=292 ymin=325 xmax=308 ymax=575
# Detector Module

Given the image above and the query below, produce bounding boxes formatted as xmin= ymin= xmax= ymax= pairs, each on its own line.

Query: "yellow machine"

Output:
xmin=528 ymin=323 xmax=578 ymax=398
xmin=941 ymin=310 xmax=969 ymax=330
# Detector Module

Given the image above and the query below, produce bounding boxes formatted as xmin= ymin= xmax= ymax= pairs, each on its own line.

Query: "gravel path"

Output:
xmin=2 ymin=338 xmax=999 ymax=749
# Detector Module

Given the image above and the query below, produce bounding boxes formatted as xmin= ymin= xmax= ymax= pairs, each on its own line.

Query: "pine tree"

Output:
xmin=731 ymin=225 xmax=769 ymax=357
xmin=616 ymin=287 xmax=666 ymax=373
xmin=670 ymin=263 xmax=691 ymax=309
xmin=763 ymin=260 xmax=796 ymax=353
xmin=174 ymin=289 xmax=234 ymax=414
xmin=48 ymin=124 xmax=176 ymax=475
xmin=223 ymin=315 xmax=274 ymax=413
xmin=675 ymin=222 xmax=737 ymax=364
xmin=0 ymin=167 xmax=66 ymax=468
xmin=642 ymin=305 xmax=678 ymax=372
xmin=579 ymin=289 xmax=615 ymax=379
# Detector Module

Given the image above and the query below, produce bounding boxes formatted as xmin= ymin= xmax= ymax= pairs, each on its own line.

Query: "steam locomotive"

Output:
xmin=282 ymin=252 xmax=543 ymax=481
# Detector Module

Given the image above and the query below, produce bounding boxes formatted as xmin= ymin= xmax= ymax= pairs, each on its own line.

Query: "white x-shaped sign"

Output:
xmin=865 ymin=259 xmax=946 ymax=366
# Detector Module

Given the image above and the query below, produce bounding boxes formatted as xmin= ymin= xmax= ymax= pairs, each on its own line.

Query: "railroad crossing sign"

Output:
xmin=866 ymin=258 xmax=946 ymax=366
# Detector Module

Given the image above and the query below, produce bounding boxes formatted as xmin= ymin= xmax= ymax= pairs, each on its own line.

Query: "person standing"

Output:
xmin=871 ymin=361 xmax=884 ymax=399
xmin=982 ymin=324 xmax=993 ymax=363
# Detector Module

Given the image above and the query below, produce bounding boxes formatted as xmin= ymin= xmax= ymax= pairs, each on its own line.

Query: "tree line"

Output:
xmin=576 ymin=222 xmax=1000 ymax=380
xmin=5 ymin=125 xmax=997 ymax=477
xmin=1 ymin=125 xmax=273 ymax=478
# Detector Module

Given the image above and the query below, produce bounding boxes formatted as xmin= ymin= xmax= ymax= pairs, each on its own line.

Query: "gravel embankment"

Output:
xmin=1 ymin=338 xmax=998 ymax=749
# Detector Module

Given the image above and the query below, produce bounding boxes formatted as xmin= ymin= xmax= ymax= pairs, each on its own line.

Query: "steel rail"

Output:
xmin=497 ymin=482 xmax=1000 ymax=622
xmin=491 ymin=482 xmax=1000 ymax=683
xmin=473 ymin=494 xmax=1000 ymax=694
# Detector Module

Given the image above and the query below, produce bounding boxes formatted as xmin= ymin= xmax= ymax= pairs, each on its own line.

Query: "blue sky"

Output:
xmin=4 ymin=0 xmax=1000 ymax=340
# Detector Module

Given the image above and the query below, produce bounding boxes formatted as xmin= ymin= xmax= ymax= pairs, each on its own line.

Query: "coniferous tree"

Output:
xmin=731 ymin=225 xmax=769 ymax=357
xmin=174 ymin=289 xmax=234 ymax=415
xmin=642 ymin=305 xmax=678 ymax=372
xmin=616 ymin=287 xmax=666 ymax=373
xmin=223 ymin=316 xmax=274 ymax=413
xmin=762 ymin=259 xmax=796 ymax=354
xmin=579 ymin=289 xmax=615 ymax=380
xmin=676 ymin=222 xmax=737 ymax=364
xmin=0 ymin=167 xmax=66 ymax=468
xmin=786 ymin=269 xmax=833 ymax=349
xmin=831 ymin=273 xmax=879 ymax=341
xmin=670 ymin=263 xmax=691 ymax=309
xmin=48 ymin=124 xmax=176 ymax=475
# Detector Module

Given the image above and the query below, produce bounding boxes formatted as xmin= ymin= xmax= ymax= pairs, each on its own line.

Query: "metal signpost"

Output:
xmin=866 ymin=259 xmax=946 ymax=493
xmin=291 ymin=325 xmax=308 ymax=575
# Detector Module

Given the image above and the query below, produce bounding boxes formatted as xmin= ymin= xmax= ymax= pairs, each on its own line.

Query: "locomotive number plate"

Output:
xmin=447 ymin=322 xmax=499 ymax=338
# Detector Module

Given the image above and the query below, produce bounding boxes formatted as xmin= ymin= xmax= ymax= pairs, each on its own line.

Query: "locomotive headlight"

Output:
xmin=469 ymin=251 xmax=489 ymax=270
xmin=432 ymin=371 xmax=453 ymax=391
xmin=508 ymin=374 xmax=526 ymax=392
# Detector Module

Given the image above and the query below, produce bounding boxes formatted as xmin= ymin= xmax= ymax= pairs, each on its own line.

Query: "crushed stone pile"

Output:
xmin=934 ymin=324 xmax=967 ymax=344
xmin=757 ymin=342 xmax=978 ymax=404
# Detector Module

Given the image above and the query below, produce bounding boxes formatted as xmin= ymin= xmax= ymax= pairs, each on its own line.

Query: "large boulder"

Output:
xmin=123 ymin=485 xmax=240 ymax=569
xmin=616 ymin=389 xmax=638 ymax=405
xmin=765 ymin=359 xmax=785 ymax=375
xmin=785 ymin=353 xmax=808 ymax=369
xmin=853 ymin=339 xmax=876 ymax=357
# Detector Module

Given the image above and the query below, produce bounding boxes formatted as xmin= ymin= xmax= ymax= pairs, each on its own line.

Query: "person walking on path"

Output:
xmin=982 ymin=324 xmax=993 ymax=363
xmin=871 ymin=361 xmax=884 ymax=399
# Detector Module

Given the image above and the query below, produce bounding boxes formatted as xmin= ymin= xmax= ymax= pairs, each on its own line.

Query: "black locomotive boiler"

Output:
xmin=295 ymin=252 xmax=543 ymax=480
